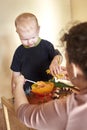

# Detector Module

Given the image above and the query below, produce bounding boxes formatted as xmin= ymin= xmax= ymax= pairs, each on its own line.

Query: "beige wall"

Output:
xmin=0 ymin=0 xmax=71 ymax=102
xmin=71 ymin=0 xmax=87 ymax=21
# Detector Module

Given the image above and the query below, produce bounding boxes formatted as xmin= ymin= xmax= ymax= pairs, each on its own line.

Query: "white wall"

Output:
xmin=0 ymin=0 xmax=71 ymax=102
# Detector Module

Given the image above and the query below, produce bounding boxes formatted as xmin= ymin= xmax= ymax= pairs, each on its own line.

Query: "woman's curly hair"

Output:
xmin=61 ymin=22 xmax=87 ymax=77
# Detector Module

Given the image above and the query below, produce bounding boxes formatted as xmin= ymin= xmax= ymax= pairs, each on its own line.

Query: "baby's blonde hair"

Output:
xmin=15 ymin=13 xmax=39 ymax=30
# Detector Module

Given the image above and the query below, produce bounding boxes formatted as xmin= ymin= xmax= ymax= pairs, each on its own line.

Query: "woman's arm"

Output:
xmin=11 ymin=71 xmax=21 ymax=94
xmin=13 ymin=75 xmax=29 ymax=112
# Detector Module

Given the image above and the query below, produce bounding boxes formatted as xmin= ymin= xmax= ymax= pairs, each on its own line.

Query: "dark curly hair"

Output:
xmin=62 ymin=22 xmax=87 ymax=78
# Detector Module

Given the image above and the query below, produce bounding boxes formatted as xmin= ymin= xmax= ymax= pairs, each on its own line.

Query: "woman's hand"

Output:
xmin=14 ymin=75 xmax=25 ymax=89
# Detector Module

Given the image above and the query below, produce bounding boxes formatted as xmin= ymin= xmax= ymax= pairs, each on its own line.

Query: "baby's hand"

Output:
xmin=47 ymin=66 xmax=69 ymax=80
xmin=49 ymin=55 xmax=62 ymax=76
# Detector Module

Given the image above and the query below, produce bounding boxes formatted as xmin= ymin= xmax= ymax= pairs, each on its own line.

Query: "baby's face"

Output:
xmin=16 ymin=23 xmax=40 ymax=47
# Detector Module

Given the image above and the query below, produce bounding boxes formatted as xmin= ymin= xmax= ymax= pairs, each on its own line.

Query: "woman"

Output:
xmin=13 ymin=22 xmax=87 ymax=130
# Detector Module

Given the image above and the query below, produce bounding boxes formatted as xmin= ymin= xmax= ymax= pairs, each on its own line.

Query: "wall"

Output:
xmin=0 ymin=0 xmax=71 ymax=102
xmin=71 ymin=0 xmax=87 ymax=21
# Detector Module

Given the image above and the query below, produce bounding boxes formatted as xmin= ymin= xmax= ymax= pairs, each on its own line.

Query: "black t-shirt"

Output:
xmin=10 ymin=39 xmax=60 ymax=91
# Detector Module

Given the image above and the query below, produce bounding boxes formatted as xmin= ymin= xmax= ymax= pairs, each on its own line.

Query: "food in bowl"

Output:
xmin=31 ymin=81 xmax=54 ymax=95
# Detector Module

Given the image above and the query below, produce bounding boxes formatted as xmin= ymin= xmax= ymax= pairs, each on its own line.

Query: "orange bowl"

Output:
xmin=31 ymin=81 xmax=54 ymax=95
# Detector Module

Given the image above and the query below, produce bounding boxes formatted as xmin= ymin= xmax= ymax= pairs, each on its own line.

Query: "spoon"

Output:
xmin=26 ymin=79 xmax=37 ymax=84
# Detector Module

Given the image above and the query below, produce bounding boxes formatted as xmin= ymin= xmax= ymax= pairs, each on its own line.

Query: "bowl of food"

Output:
xmin=31 ymin=81 xmax=54 ymax=95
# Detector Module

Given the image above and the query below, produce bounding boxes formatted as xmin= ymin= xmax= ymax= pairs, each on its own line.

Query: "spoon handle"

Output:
xmin=26 ymin=79 xmax=36 ymax=84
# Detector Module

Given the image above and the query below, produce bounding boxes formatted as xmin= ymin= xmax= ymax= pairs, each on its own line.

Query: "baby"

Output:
xmin=10 ymin=12 xmax=62 ymax=94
